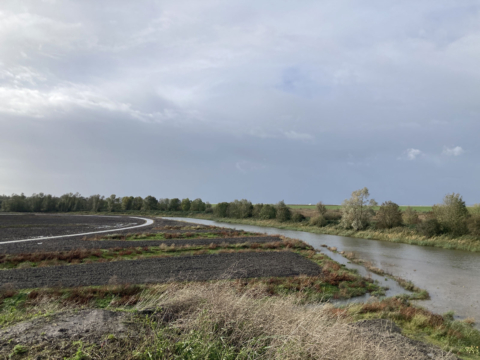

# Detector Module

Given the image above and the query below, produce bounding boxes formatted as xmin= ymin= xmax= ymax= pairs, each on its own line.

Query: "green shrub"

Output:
xmin=310 ymin=215 xmax=327 ymax=227
xmin=259 ymin=205 xmax=276 ymax=219
xmin=214 ymin=202 xmax=229 ymax=217
xmin=467 ymin=215 xmax=480 ymax=236
xmin=324 ymin=211 xmax=342 ymax=221
xmin=402 ymin=207 xmax=420 ymax=225
xmin=433 ymin=193 xmax=469 ymax=236
xmin=292 ymin=213 xmax=306 ymax=222
xmin=276 ymin=201 xmax=291 ymax=222
xmin=316 ymin=202 xmax=327 ymax=215
xmin=417 ymin=219 xmax=443 ymax=238
xmin=376 ymin=201 xmax=403 ymax=229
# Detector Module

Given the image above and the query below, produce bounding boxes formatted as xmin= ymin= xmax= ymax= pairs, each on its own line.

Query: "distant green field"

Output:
xmin=288 ymin=204 xmax=434 ymax=212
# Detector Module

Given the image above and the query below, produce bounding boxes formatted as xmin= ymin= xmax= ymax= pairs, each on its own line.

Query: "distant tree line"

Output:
xmin=0 ymin=193 xmax=211 ymax=214
xmin=205 ymin=189 xmax=480 ymax=239
xmin=2 ymin=189 xmax=479 ymax=238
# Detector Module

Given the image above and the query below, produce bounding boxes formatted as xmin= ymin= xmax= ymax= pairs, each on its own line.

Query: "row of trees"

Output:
xmin=319 ymin=188 xmax=479 ymax=237
xmin=0 ymin=193 xmax=211 ymax=213
xmin=207 ymin=188 xmax=480 ymax=238
xmin=213 ymin=200 xmax=293 ymax=222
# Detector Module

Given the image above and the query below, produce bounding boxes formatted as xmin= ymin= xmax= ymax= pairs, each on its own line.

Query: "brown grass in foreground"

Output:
xmin=130 ymin=281 xmax=455 ymax=359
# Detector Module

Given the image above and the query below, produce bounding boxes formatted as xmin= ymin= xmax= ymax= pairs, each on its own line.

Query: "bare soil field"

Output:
xmin=0 ymin=214 xmax=144 ymax=241
xmin=0 ymin=251 xmax=321 ymax=289
xmin=0 ymin=215 xmax=321 ymax=289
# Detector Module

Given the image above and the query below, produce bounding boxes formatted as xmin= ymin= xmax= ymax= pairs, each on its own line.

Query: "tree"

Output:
xmin=42 ymin=194 xmax=58 ymax=212
xmin=132 ymin=197 xmax=143 ymax=210
xmin=157 ymin=198 xmax=170 ymax=211
xmin=259 ymin=204 xmax=276 ymax=219
xmin=204 ymin=202 xmax=213 ymax=213
xmin=340 ymin=187 xmax=377 ymax=230
xmin=190 ymin=198 xmax=206 ymax=212
xmin=143 ymin=196 xmax=158 ymax=211
xmin=89 ymin=195 xmax=105 ymax=212
xmin=168 ymin=198 xmax=181 ymax=211
xmin=4 ymin=193 xmax=28 ymax=212
xmin=107 ymin=194 xmax=121 ymax=212
xmin=121 ymin=196 xmax=134 ymax=211
xmin=316 ymin=202 xmax=327 ymax=215
xmin=214 ymin=202 xmax=229 ymax=217
xmin=376 ymin=201 xmax=403 ymax=229
xmin=29 ymin=193 xmax=45 ymax=212
xmin=227 ymin=199 xmax=253 ymax=218
xmin=276 ymin=200 xmax=291 ymax=222
xmin=433 ymin=193 xmax=469 ymax=236
xmin=252 ymin=204 xmax=264 ymax=218
xmin=181 ymin=198 xmax=192 ymax=211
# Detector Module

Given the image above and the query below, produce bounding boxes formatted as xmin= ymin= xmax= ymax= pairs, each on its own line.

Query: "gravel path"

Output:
xmin=0 ymin=252 xmax=321 ymax=289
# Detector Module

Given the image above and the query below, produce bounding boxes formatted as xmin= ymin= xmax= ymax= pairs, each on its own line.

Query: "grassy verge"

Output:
xmin=346 ymin=297 xmax=480 ymax=359
xmin=1 ymin=281 xmax=478 ymax=359
xmin=176 ymin=214 xmax=480 ymax=252
xmin=92 ymin=229 xmax=259 ymax=241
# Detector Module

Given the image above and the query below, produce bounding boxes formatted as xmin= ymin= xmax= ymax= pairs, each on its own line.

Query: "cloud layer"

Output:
xmin=1 ymin=0 xmax=479 ymax=204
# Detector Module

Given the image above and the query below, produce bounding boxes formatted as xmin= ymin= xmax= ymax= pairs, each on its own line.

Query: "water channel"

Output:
xmin=168 ymin=217 xmax=480 ymax=326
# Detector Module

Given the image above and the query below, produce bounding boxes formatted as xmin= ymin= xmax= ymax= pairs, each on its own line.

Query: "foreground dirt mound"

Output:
xmin=352 ymin=319 xmax=458 ymax=360
xmin=0 ymin=309 xmax=133 ymax=346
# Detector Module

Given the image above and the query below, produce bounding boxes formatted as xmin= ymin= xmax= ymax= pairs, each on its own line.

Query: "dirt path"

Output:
xmin=0 ymin=252 xmax=321 ymax=289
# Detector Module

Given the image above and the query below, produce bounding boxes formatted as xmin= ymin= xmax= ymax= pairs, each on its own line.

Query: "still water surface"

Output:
xmin=168 ymin=217 xmax=480 ymax=325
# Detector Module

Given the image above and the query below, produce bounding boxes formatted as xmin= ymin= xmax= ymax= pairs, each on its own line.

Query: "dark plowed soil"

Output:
xmin=1 ymin=236 xmax=282 ymax=255
xmin=0 ymin=216 xmax=223 ymax=254
xmin=0 ymin=252 xmax=321 ymax=289
xmin=0 ymin=214 xmax=146 ymax=241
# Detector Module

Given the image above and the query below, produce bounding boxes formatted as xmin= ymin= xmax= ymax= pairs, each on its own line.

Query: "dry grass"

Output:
xmin=131 ymin=281 xmax=455 ymax=359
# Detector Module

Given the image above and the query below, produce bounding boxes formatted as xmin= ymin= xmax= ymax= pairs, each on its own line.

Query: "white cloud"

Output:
xmin=405 ymin=148 xmax=423 ymax=160
xmin=442 ymin=146 xmax=464 ymax=156
xmin=0 ymin=84 xmax=180 ymax=122
xmin=282 ymin=131 xmax=314 ymax=141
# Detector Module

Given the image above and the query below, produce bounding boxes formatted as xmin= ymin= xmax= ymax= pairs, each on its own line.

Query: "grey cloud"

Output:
xmin=1 ymin=0 xmax=480 ymax=205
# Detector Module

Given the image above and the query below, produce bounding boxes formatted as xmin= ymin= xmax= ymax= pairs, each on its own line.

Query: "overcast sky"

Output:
xmin=1 ymin=0 xmax=479 ymax=205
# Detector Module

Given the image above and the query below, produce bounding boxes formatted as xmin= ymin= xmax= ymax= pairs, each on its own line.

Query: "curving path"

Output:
xmin=0 ymin=216 xmax=154 ymax=245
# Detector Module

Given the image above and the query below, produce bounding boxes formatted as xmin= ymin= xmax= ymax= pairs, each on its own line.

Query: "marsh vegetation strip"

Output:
xmin=288 ymin=205 xmax=435 ymax=212
xmin=168 ymin=217 xmax=480 ymax=325
xmin=0 ymin=252 xmax=322 ymax=289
